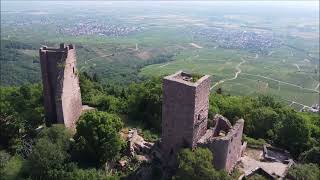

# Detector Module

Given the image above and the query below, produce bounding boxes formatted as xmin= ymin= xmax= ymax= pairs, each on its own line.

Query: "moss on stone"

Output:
xmin=191 ymin=73 xmax=203 ymax=82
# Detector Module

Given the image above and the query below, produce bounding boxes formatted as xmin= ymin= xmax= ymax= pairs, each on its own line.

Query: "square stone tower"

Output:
xmin=161 ymin=71 xmax=211 ymax=159
xmin=39 ymin=43 xmax=82 ymax=129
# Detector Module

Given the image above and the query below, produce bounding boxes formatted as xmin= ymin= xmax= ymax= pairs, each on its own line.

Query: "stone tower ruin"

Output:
xmin=161 ymin=71 xmax=211 ymax=159
xmin=161 ymin=71 xmax=245 ymax=172
xmin=39 ymin=43 xmax=82 ymax=129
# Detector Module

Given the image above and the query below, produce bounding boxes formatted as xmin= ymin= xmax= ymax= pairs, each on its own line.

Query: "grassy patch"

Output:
xmin=191 ymin=73 xmax=203 ymax=82
xmin=243 ymin=135 xmax=267 ymax=149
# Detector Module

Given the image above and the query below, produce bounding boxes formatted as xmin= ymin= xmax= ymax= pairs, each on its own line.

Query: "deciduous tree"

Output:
xmin=174 ymin=148 xmax=230 ymax=180
xmin=73 ymin=111 xmax=124 ymax=165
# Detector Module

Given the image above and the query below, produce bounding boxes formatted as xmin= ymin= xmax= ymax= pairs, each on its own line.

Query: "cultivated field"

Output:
xmin=140 ymin=40 xmax=319 ymax=107
xmin=1 ymin=1 xmax=319 ymax=108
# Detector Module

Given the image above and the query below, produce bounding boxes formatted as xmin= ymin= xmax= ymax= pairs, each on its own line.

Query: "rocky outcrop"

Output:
xmin=127 ymin=129 xmax=154 ymax=157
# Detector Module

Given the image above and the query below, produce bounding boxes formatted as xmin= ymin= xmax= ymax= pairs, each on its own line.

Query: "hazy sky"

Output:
xmin=2 ymin=1 xmax=319 ymax=7
xmin=1 ymin=1 xmax=319 ymax=15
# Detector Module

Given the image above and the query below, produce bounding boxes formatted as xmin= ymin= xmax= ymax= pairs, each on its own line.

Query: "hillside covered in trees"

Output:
xmin=0 ymin=39 xmax=175 ymax=86
xmin=0 ymin=73 xmax=319 ymax=180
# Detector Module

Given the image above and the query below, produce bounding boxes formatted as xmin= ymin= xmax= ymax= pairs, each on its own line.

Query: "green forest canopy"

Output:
xmin=0 ymin=73 xmax=319 ymax=179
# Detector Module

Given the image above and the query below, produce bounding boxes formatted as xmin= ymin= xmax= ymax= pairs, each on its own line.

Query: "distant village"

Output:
xmin=59 ymin=21 xmax=145 ymax=37
xmin=192 ymin=27 xmax=281 ymax=53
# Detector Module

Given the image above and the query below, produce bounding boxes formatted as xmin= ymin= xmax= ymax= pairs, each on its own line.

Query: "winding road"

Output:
xmin=210 ymin=59 xmax=246 ymax=90
xmin=208 ymin=55 xmax=318 ymax=110
xmin=293 ymin=64 xmax=301 ymax=71
xmin=283 ymin=99 xmax=313 ymax=112
xmin=159 ymin=62 xmax=171 ymax=68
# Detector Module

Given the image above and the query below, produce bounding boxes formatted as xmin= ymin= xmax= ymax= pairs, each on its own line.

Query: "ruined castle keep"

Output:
xmin=161 ymin=71 xmax=245 ymax=172
xmin=162 ymin=71 xmax=211 ymax=157
xmin=39 ymin=43 xmax=82 ymax=129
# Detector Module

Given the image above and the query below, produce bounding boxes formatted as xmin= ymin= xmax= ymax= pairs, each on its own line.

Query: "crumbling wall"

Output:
xmin=224 ymin=119 xmax=244 ymax=171
xmin=197 ymin=116 xmax=244 ymax=172
xmin=199 ymin=137 xmax=230 ymax=169
xmin=212 ymin=115 xmax=232 ymax=136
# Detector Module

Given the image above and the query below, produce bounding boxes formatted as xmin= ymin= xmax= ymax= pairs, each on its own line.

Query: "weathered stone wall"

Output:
xmin=61 ymin=45 xmax=82 ymax=129
xmin=40 ymin=46 xmax=64 ymax=124
xmin=224 ymin=119 xmax=244 ymax=171
xmin=161 ymin=71 xmax=211 ymax=160
xmin=212 ymin=115 xmax=232 ymax=136
xmin=198 ymin=117 xmax=244 ymax=172
xmin=161 ymin=76 xmax=196 ymax=157
xmin=192 ymin=75 xmax=211 ymax=147
xmin=203 ymin=138 xmax=230 ymax=169
xmin=39 ymin=43 xmax=82 ymax=129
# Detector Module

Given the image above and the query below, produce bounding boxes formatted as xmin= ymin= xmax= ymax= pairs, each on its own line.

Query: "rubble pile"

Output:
xmin=127 ymin=129 xmax=154 ymax=157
